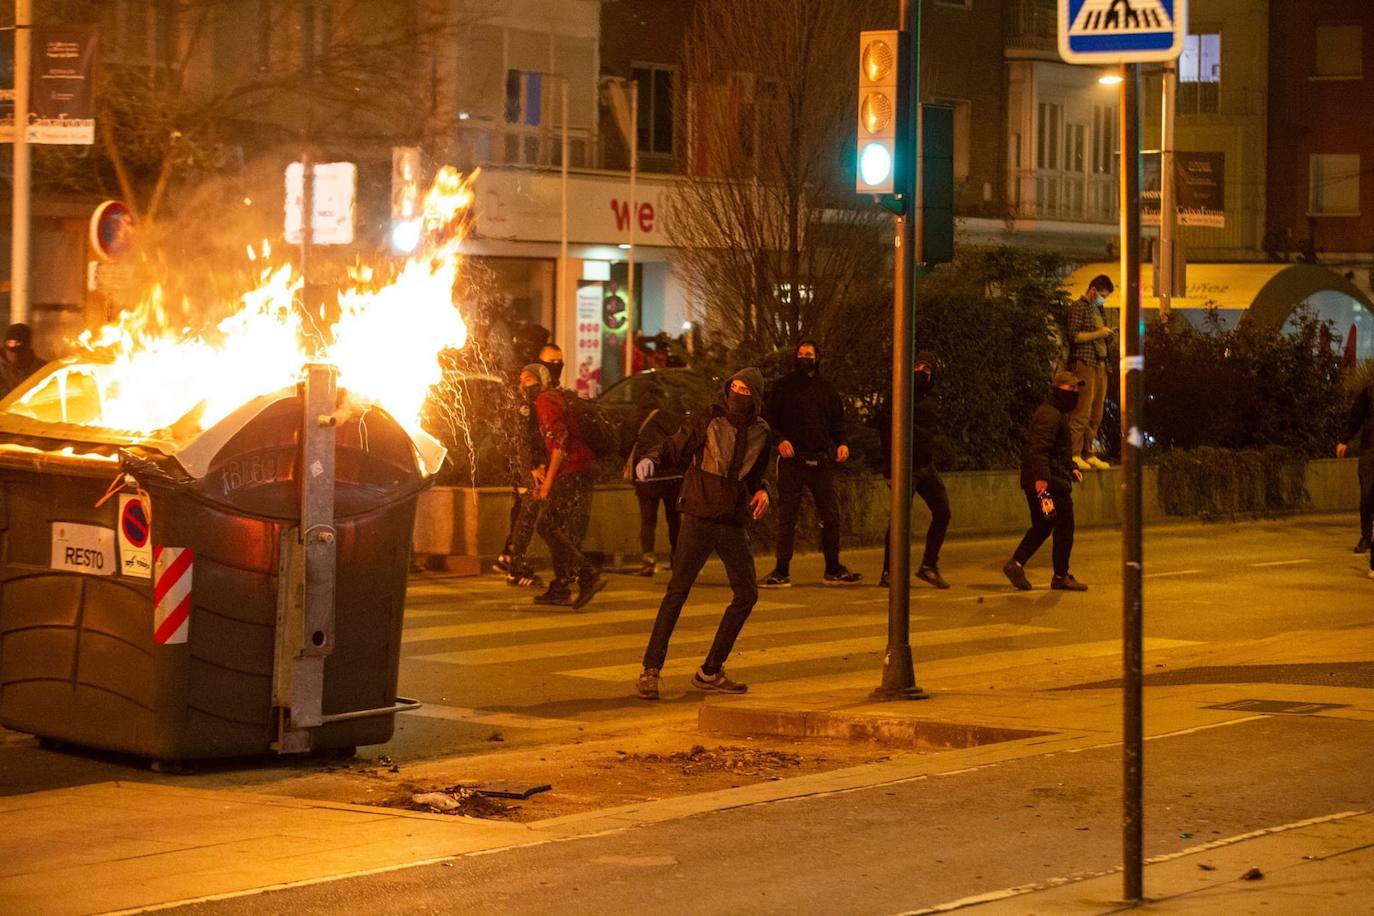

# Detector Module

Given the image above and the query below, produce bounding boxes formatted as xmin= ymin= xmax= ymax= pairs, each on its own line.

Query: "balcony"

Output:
xmin=1012 ymin=169 xmax=1119 ymax=224
xmin=1004 ymin=0 xmax=1058 ymax=57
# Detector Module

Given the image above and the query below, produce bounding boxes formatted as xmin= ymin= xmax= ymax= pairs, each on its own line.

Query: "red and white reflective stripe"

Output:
xmin=153 ymin=546 xmax=193 ymax=645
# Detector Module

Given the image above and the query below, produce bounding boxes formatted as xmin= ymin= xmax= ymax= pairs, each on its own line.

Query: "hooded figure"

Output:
xmin=633 ymin=367 xmax=771 ymax=699
xmin=1336 ymin=378 xmax=1374 ymax=562
xmin=1 ymin=323 xmax=45 ymax=398
xmin=1004 ymin=370 xmax=1088 ymax=592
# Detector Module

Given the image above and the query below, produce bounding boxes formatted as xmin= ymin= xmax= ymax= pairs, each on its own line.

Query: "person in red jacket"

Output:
xmin=519 ymin=364 xmax=607 ymax=609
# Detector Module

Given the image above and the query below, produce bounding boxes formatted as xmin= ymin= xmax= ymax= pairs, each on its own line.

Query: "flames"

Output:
xmin=7 ymin=167 xmax=477 ymax=442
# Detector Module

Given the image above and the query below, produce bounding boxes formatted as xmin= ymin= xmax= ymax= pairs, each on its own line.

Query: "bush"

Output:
xmin=1155 ymin=446 xmax=1309 ymax=519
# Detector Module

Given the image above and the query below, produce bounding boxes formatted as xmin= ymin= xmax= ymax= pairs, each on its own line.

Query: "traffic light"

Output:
xmin=856 ymin=30 xmax=903 ymax=195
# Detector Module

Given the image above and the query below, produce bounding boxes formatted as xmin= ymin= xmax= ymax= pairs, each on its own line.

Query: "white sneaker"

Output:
xmin=1072 ymin=456 xmax=1093 ymax=471
xmin=1086 ymin=456 xmax=1111 ymax=470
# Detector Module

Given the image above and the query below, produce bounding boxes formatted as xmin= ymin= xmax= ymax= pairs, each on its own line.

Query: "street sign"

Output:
xmin=284 ymin=161 xmax=357 ymax=246
xmin=89 ymin=200 xmax=135 ymax=260
xmin=1058 ymin=0 xmax=1187 ymax=64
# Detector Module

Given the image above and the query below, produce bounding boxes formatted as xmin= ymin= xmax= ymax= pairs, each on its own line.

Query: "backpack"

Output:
xmin=563 ymin=391 xmax=621 ymax=458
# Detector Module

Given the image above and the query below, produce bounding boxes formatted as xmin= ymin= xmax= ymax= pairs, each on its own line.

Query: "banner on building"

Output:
xmin=0 ymin=26 xmax=99 ymax=144
xmin=1143 ymin=151 xmax=1225 ymax=229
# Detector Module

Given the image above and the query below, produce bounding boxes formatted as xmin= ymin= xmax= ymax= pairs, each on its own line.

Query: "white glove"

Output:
xmin=635 ymin=458 xmax=655 ymax=481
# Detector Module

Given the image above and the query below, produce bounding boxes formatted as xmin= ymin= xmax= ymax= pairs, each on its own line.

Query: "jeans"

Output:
xmin=505 ymin=493 xmax=541 ymax=571
xmin=536 ymin=471 xmax=594 ymax=584
xmin=883 ymin=472 xmax=951 ymax=571
xmin=1012 ymin=488 xmax=1075 ymax=577
xmin=636 ymin=478 xmax=682 ymax=558
xmin=774 ymin=457 xmax=842 ymax=574
xmin=642 ymin=516 xmax=758 ymax=675
xmin=1068 ymin=360 xmax=1108 ymax=458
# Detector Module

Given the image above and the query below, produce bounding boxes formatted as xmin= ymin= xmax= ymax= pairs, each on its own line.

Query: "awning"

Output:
xmin=1062 ymin=261 xmax=1374 ymax=327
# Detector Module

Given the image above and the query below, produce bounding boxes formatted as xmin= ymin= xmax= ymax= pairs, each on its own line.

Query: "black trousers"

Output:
xmin=1012 ymin=488 xmax=1075 ymax=577
xmin=636 ymin=478 xmax=682 ymax=557
xmin=643 ymin=516 xmax=757 ymax=675
xmin=883 ymin=472 xmax=952 ymax=571
xmin=506 ymin=493 xmax=541 ymax=571
xmin=1358 ymin=457 xmax=1373 ymax=541
xmin=774 ymin=457 xmax=842 ymax=573
xmin=536 ymin=472 xmax=594 ymax=584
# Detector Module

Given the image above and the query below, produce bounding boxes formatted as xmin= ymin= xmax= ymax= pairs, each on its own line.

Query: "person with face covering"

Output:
xmin=1336 ymin=379 xmax=1374 ymax=578
xmin=519 ymin=363 xmax=607 ymax=609
xmin=0 ymin=323 xmax=45 ymax=398
xmin=1003 ymin=371 xmax=1088 ymax=591
xmin=761 ymin=340 xmax=861 ymax=587
xmin=634 ymin=368 xmax=771 ymax=698
xmin=1066 ymin=275 xmax=1116 ymax=471
xmin=875 ymin=352 xmax=952 ymax=589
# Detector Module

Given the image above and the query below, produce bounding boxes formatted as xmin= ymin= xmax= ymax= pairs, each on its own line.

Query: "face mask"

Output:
xmin=1092 ymin=295 xmax=1106 ymax=308
xmin=725 ymin=391 xmax=753 ymax=416
xmin=521 ymin=385 xmax=539 ymax=403
xmin=796 ymin=356 xmax=817 ymax=376
xmin=1051 ymin=389 xmax=1079 ymax=413
xmin=914 ymin=370 xmax=933 ymax=395
xmin=540 ymin=359 xmax=564 ymax=384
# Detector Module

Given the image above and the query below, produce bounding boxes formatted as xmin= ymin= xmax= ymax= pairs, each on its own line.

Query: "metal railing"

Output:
xmin=1004 ymin=0 xmax=1058 ymax=54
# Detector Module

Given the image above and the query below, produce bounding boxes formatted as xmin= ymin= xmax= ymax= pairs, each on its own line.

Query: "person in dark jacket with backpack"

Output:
xmin=634 ymin=368 xmax=771 ymax=698
xmin=520 ymin=363 xmax=607 ymax=609
xmin=1336 ymin=379 xmax=1374 ymax=574
xmin=1003 ymin=370 xmax=1087 ymax=591
xmin=761 ymin=340 xmax=861 ymax=587
xmin=628 ymin=393 xmax=684 ymax=576
xmin=875 ymin=352 xmax=952 ymax=589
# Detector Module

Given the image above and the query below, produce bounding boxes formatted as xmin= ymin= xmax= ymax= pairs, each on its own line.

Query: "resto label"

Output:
xmin=51 ymin=522 xmax=117 ymax=576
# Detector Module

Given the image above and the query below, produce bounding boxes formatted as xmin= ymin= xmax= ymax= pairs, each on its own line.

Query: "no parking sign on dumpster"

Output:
xmin=118 ymin=493 xmax=152 ymax=579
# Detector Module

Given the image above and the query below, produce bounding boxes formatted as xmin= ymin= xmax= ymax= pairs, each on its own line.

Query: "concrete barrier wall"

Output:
xmin=413 ymin=459 xmax=1361 ymax=565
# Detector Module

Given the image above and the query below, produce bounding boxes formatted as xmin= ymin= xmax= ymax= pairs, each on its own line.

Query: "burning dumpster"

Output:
xmin=0 ymin=362 xmax=443 ymax=763
xmin=0 ymin=167 xmax=480 ymax=764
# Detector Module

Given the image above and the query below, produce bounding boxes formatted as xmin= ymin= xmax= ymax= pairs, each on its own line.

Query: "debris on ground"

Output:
xmin=1197 ymin=863 xmax=1216 ymax=871
xmin=409 ymin=787 xmax=520 ymax=819
xmin=613 ymin=744 xmax=807 ymax=778
xmin=1240 ymin=866 xmax=1264 ymax=881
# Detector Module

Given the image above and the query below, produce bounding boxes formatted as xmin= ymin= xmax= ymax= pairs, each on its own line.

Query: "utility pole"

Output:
xmin=1158 ymin=60 xmax=1177 ymax=323
xmin=1118 ymin=61 xmax=1145 ymax=905
xmin=873 ymin=0 xmax=926 ymax=701
xmin=625 ymin=79 xmax=638 ymax=380
xmin=10 ymin=0 xmax=32 ymax=324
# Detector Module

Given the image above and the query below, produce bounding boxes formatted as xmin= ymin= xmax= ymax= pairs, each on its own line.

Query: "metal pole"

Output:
xmin=625 ymin=79 xmax=638 ymax=379
xmin=560 ymin=76 xmax=569 ymax=334
xmin=1119 ymin=61 xmax=1145 ymax=904
xmin=300 ymin=151 xmax=313 ymax=284
xmin=1158 ymin=61 xmax=1177 ymax=323
xmin=10 ymin=0 xmax=32 ymax=324
xmin=874 ymin=0 xmax=926 ymax=702
xmin=292 ymin=363 xmax=339 ymax=732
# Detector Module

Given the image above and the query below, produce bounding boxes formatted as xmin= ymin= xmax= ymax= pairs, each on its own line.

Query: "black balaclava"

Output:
xmin=723 ymin=367 xmax=764 ymax=424
xmin=794 ymin=339 xmax=819 ymax=377
xmin=537 ymin=348 xmax=565 ymax=386
xmin=913 ymin=350 xmax=935 ymax=397
xmin=1051 ymin=387 xmax=1080 ymax=413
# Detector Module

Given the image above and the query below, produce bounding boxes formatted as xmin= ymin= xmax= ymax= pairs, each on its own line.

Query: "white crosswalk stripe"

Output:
xmin=1071 ymin=0 xmax=1170 ymax=34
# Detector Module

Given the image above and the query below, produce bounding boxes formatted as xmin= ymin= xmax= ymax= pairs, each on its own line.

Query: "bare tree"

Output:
xmin=667 ymin=0 xmax=890 ymax=355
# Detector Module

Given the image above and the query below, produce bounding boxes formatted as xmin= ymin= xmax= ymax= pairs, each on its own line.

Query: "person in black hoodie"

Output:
xmin=634 ymin=368 xmax=771 ymax=698
xmin=0 ymin=323 xmax=45 ymax=398
xmin=761 ymin=340 xmax=860 ymax=587
xmin=1336 ymin=378 xmax=1374 ymax=568
xmin=1003 ymin=371 xmax=1088 ymax=591
xmin=876 ymin=352 xmax=952 ymax=589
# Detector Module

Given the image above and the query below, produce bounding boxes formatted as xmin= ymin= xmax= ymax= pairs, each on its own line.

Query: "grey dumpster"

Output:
xmin=0 ymin=361 xmax=432 ymax=764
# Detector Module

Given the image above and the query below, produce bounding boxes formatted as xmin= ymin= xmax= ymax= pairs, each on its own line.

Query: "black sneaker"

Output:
xmin=692 ymin=668 xmax=747 ymax=693
xmin=916 ymin=566 xmax=950 ymax=589
xmin=570 ymin=572 xmax=607 ymax=610
xmin=1002 ymin=559 xmax=1032 ymax=591
xmin=636 ymin=552 xmax=657 ymax=577
xmin=1355 ymin=536 xmax=1372 ymax=554
xmin=761 ymin=570 xmax=791 ymax=588
xmin=533 ymin=581 xmax=573 ymax=606
xmin=636 ymin=667 xmax=661 ymax=700
xmin=1050 ymin=574 xmax=1088 ymax=592
xmin=506 ymin=568 xmax=544 ymax=588
xmin=823 ymin=567 xmax=862 ymax=585
xmin=491 ymin=553 xmax=511 ymax=574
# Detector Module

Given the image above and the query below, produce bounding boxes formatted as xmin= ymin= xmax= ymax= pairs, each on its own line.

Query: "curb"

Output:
xmin=697 ymin=703 xmax=1053 ymax=748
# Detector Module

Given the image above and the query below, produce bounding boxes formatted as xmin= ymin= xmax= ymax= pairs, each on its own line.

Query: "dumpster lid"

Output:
xmin=0 ymin=359 xmax=447 ymax=479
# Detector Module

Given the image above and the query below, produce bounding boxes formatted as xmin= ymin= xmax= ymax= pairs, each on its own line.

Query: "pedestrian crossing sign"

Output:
xmin=1058 ymin=0 xmax=1187 ymax=64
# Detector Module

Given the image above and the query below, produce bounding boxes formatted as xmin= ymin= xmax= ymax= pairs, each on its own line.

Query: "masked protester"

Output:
xmin=0 ymin=323 xmax=45 ymax=398
xmin=1003 ymin=370 xmax=1088 ymax=591
xmin=1066 ymin=275 xmax=1116 ymax=471
xmin=875 ymin=352 xmax=952 ymax=589
xmin=634 ymin=368 xmax=771 ymax=699
xmin=1336 ymin=379 xmax=1374 ymax=577
xmin=761 ymin=340 xmax=860 ymax=587
xmin=537 ymin=343 xmax=566 ymax=388
xmin=493 ymin=345 xmax=564 ymax=586
xmin=519 ymin=363 xmax=607 ymax=609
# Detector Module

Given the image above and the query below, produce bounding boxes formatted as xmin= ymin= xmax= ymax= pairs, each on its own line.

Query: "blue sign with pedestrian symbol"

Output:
xmin=1058 ymin=0 xmax=1187 ymax=64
